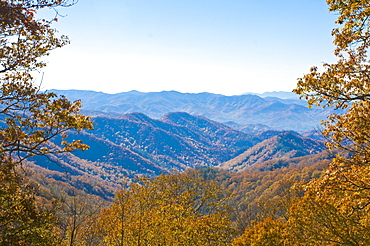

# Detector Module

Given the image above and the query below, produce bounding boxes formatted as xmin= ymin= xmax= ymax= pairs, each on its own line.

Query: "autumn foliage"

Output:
xmin=0 ymin=1 xmax=92 ymax=245
xmin=232 ymin=0 xmax=370 ymax=245
xmin=97 ymin=170 xmax=235 ymax=245
xmin=3 ymin=0 xmax=370 ymax=245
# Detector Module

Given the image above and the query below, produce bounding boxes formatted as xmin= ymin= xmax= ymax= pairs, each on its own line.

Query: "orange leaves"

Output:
xmin=0 ymin=1 xmax=70 ymax=75
xmin=294 ymin=1 xmax=370 ymax=162
xmin=0 ymin=158 xmax=61 ymax=245
xmin=0 ymin=1 xmax=92 ymax=162
xmin=295 ymin=0 xmax=370 ymax=111
xmin=0 ymin=1 xmax=92 ymax=245
xmin=236 ymin=1 xmax=370 ymax=244
xmin=0 ymin=80 xmax=93 ymax=159
xmin=232 ymin=217 xmax=288 ymax=246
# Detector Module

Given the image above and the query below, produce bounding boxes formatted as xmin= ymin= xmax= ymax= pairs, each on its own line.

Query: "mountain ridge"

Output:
xmin=219 ymin=131 xmax=326 ymax=171
xmin=50 ymin=89 xmax=334 ymax=132
xmin=24 ymin=111 xmax=332 ymax=201
xmin=34 ymin=112 xmax=326 ymax=178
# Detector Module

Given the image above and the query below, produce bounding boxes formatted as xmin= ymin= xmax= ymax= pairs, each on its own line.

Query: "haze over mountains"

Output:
xmin=51 ymin=90 xmax=337 ymax=132
xmin=22 ymin=89 xmax=338 ymax=199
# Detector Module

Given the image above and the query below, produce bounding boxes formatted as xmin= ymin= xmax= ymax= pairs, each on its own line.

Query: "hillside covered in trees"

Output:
xmin=2 ymin=0 xmax=370 ymax=245
xmin=27 ymin=112 xmax=326 ymax=183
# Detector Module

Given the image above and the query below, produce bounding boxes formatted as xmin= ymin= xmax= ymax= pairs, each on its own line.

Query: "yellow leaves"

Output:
xmin=232 ymin=217 xmax=288 ymax=246
xmin=99 ymin=171 xmax=235 ymax=245
xmin=295 ymin=0 xmax=370 ymax=171
xmin=0 ymin=76 xmax=93 ymax=159
xmin=0 ymin=1 xmax=89 ymax=244
xmin=0 ymin=158 xmax=61 ymax=245
xmin=0 ymin=1 xmax=70 ymax=75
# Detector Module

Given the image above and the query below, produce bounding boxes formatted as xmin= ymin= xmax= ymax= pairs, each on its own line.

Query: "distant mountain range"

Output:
xmin=245 ymin=91 xmax=300 ymax=99
xmin=50 ymin=89 xmax=338 ymax=132
xmin=21 ymin=89 xmax=339 ymax=199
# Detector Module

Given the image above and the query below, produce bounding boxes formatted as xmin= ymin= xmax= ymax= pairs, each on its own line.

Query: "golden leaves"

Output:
xmin=99 ymin=170 xmax=235 ymax=246
xmin=0 ymin=1 xmax=92 ymax=245
xmin=234 ymin=1 xmax=370 ymax=245
xmin=0 ymin=1 xmax=92 ymax=163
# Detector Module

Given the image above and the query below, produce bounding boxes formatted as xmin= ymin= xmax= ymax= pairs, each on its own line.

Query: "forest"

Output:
xmin=1 ymin=0 xmax=370 ymax=245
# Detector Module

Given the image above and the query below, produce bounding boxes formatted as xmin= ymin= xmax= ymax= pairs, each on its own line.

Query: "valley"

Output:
xmin=16 ymin=89 xmax=345 ymax=245
xmin=26 ymin=90 xmax=334 ymax=200
xmin=3 ymin=1 xmax=366 ymax=244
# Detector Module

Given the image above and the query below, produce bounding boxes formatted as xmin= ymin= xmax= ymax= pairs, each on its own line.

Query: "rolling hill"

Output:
xmin=29 ymin=112 xmax=326 ymax=182
xmin=74 ymin=112 xmax=255 ymax=171
xmin=219 ymin=131 xmax=326 ymax=171
xmin=24 ymin=90 xmax=336 ymax=199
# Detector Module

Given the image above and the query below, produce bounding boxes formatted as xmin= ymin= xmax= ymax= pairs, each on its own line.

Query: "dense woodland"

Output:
xmin=1 ymin=0 xmax=370 ymax=245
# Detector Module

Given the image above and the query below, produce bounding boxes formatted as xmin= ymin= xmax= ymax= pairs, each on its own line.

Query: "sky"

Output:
xmin=38 ymin=0 xmax=339 ymax=96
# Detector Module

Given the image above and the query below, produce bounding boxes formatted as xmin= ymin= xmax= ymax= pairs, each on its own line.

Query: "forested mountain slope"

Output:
xmin=65 ymin=112 xmax=255 ymax=174
xmin=220 ymin=131 xmax=326 ymax=171
xmin=28 ymin=112 xmax=328 ymax=192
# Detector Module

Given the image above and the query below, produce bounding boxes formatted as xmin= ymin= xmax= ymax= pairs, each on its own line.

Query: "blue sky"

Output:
xmin=40 ymin=0 xmax=338 ymax=95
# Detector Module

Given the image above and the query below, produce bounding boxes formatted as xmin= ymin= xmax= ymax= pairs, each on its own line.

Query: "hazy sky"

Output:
xmin=39 ymin=0 xmax=338 ymax=96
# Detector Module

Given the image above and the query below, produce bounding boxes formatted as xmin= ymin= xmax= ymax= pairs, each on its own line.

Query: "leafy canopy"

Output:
xmin=234 ymin=1 xmax=370 ymax=245
xmin=0 ymin=0 xmax=93 ymax=162
xmin=0 ymin=1 xmax=92 ymax=245
xmin=100 ymin=170 xmax=236 ymax=246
